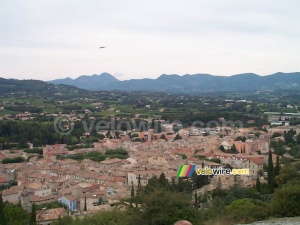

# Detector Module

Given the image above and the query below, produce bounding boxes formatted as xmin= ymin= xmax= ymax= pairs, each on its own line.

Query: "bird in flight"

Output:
xmin=99 ymin=47 xmax=106 ymax=49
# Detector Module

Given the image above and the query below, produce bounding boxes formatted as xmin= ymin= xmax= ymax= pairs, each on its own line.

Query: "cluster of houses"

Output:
xmin=1 ymin=123 xmax=299 ymax=224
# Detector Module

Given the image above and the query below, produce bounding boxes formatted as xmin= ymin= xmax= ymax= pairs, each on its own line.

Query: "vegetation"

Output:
xmin=2 ymin=157 xmax=25 ymax=164
xmin=57 ymin=148 xmax=128 ymax=161
xmin=48 ymin=164 xmax=300 ymax=225
xmin=0 ymin=195 xmax=31 ymax=225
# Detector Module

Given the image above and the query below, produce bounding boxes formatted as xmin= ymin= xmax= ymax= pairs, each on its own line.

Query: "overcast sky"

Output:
xmin=1 ymin=0 xmax=300 ymax=81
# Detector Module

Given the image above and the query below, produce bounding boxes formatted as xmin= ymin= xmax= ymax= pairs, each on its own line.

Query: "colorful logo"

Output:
xmin=176 ymin=164 xmax=196 ymax=177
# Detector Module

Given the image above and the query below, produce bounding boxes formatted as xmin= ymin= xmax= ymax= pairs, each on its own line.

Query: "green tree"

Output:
xmin=84 ymin=196 xmax=87 ymax=211
xmin=275 ymin=164 xmax=299 ymax=186
xmin=173 ymin=133 xmax=182 ymax=141
xmin=272 ymin=183 xmax=300 ymax=217
xmin=0 ymin=193 xmax=7 ymax=225
xmin=194 ymin=192 xmax=198 ymax=209
xmin=132 ymin=189 xmax=201 ymax=225
xmin=219 ymin=145 xmax=225 ymax=152
xmin=160 ymin=133 xmax=167 ymax=141
xmin=51 ymin=216 xmax=73 ymax=225
xmin=158 ymin=172 xmax=169 ymax=189
xmin=131 ymin=183 xmax=135 ymax=199
xmin=267 ymin=150 xmax=274 ymax=193
xmin=255 ymin=177 xmax=261 ymax=193
xmin=29 ymin=203 xmax=37 ymax=225
xmin=230 ymin=144 xmax=238 ymax=153
xmin=191 ymin=171 xmax=209 ymax=189
xmin=137 ymin=174 xmax=141 ymax=193
xmin=225 ymin=198 xmax=269 ymax=223
xmin=274 ymin=155 xmax=280 ymax=177
xmin=209 ymin=158 xmax=221 ymax=164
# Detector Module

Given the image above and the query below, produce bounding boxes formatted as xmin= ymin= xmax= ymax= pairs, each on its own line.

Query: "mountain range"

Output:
xmin=48 ymin=72 xmax=300 ymax=93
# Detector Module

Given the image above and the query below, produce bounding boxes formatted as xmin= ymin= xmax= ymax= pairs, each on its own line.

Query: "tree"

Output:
xmin=29 ymin=203 xmax=36 ymax=225
xmin=219 ymin=145 xmax=225 ymax=152
xmin=267 ymin=150 xmax=274 ymax=193
xmin=137 ymin=174 xmax=141 ymax=193
xmin=52 ymin=211 xmax=131 ymax=225
xmin=191 ymin=171 xmax=209 ymax=189
xmin=272 ymin=183 xmax=300 ymax=217
xmin=194 ymin=192 xmax=198 ymax=209
xmin=0 ymin=193 xmax=7 ymax=225
xmin=230 ymin=144 xmax=238 ymax=153
xmin=225 ymin=198 xmax=269 ymax=223
xmin=158 ymin=172 xmax=169 ymax=189
xmin=256 ymin=177 xmax=261 ymax=193
xmin=160 ymin=133 xmax=167 ymax=141
xmin=131 ymin=183 xmax=135 ymax=199
xmin=209 ymin=158 xmax=221 ymax=164
xmin=275 ymin=164 xmax=299 ymax=186
xmin=274 ymin=155 xmax=280 ymax=177
xmin=132 ymin=189 xmax=201 ymax=225
xmin=173 ymin=133 xmax=182 ymax=141
xmin=84 ymin=196 xmax=87 ymax=211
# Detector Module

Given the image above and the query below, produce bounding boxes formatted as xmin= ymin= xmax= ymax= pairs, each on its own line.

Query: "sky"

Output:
xmin=0 ymin=0 xmax=300 ymax=81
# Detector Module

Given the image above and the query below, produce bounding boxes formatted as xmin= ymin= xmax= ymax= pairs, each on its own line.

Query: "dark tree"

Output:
xmin=274 ymin=155 xmax=280 ymax=176
xmin=173 ymin=134 xmax=182 ymax=141
xmin=191 ymin=171 xmax=209 ymax=189
xmin=219 ymin=145 xmax=225 ymax=152
xmin=194 ymin=192 xmax=198 ymax=209
xmin=29 ymin=203 xmax=37 ymax=225
xmin=137 ymin=174 xmax=141 ymax=193
xmin=158 ymin=172 xmax=169 ymax=189
xmin=131 ymin=183 xmax=135 ymax=199
xmin=267 ymin=150 xmax=274 ymax=193
xmin=256 ymin=177 xmax=261 ymax=193
xmin=0 ymin=193 xmax=7 ymax=225
xmin=84 ymin=196 xmax=87 ymax=211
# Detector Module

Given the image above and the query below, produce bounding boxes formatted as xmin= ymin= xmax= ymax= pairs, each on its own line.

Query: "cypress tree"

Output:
xmin=29 ymin=203 xmax=37 ymax=225
xmin=137 ymin=174 xmax=141 ymax=193
xmin=256 ymin=177 xmax=261 ymax=193
xmin=231 ymin=144 xmax=238 ymax=153
xmin=194 ymin=192 xmax=198 ymax=209
xmin=0 ymin=193 xmax=7 ymax=225
xmin=84 ymin=196 xmax=87 ymax=211
xmin=131 ymin=183 xmax=134 ymax=198
xmin=274 ymin=155 xmax=280 ymax=176
xmin=267 ymin=150 xmax=274 ymax=193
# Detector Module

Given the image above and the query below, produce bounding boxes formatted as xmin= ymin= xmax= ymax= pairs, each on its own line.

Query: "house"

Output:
xmin=43 ymin=145 xmax=68 ymax=160
xmin=100 ymin=158 xmax=123 ymax=169
xmin=27 ymin=183 xmax=51 ymax=197
xmin=2 ymin=188 xmax=21 ymax=204
xmin=58 ymin=195 xmax=77 ymax=211
xmin=241 ymin=157 xmax=264 ymax=180
xmin=0 ymin=176 xmax=8 ymax=186
xmin=36 ymin=208 xmax=66 ymax=225
xmin=79 ymin=191 xmax=107 ymax=211
xmin=0 ymin=153 xmax=5 ymax=162
xmin=221 ymin=141 xmax=232 ymax=150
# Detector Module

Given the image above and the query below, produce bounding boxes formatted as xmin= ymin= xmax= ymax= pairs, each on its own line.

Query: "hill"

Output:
xmin=48 ymin=72 xmax=119 ymax=90
xmin=0 ymin=77 xmax=87 ymax=96
xmin=48 ymin=72 xmax=300 ymax=93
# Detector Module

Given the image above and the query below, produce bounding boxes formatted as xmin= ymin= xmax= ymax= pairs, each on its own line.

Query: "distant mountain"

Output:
xmin=48 ymin=72 xmax=300 ymax=93
xmin=48 ymin=73 xmax=119 ymax=90
xmin=101 ymin=72 xmax=300 ymax=93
